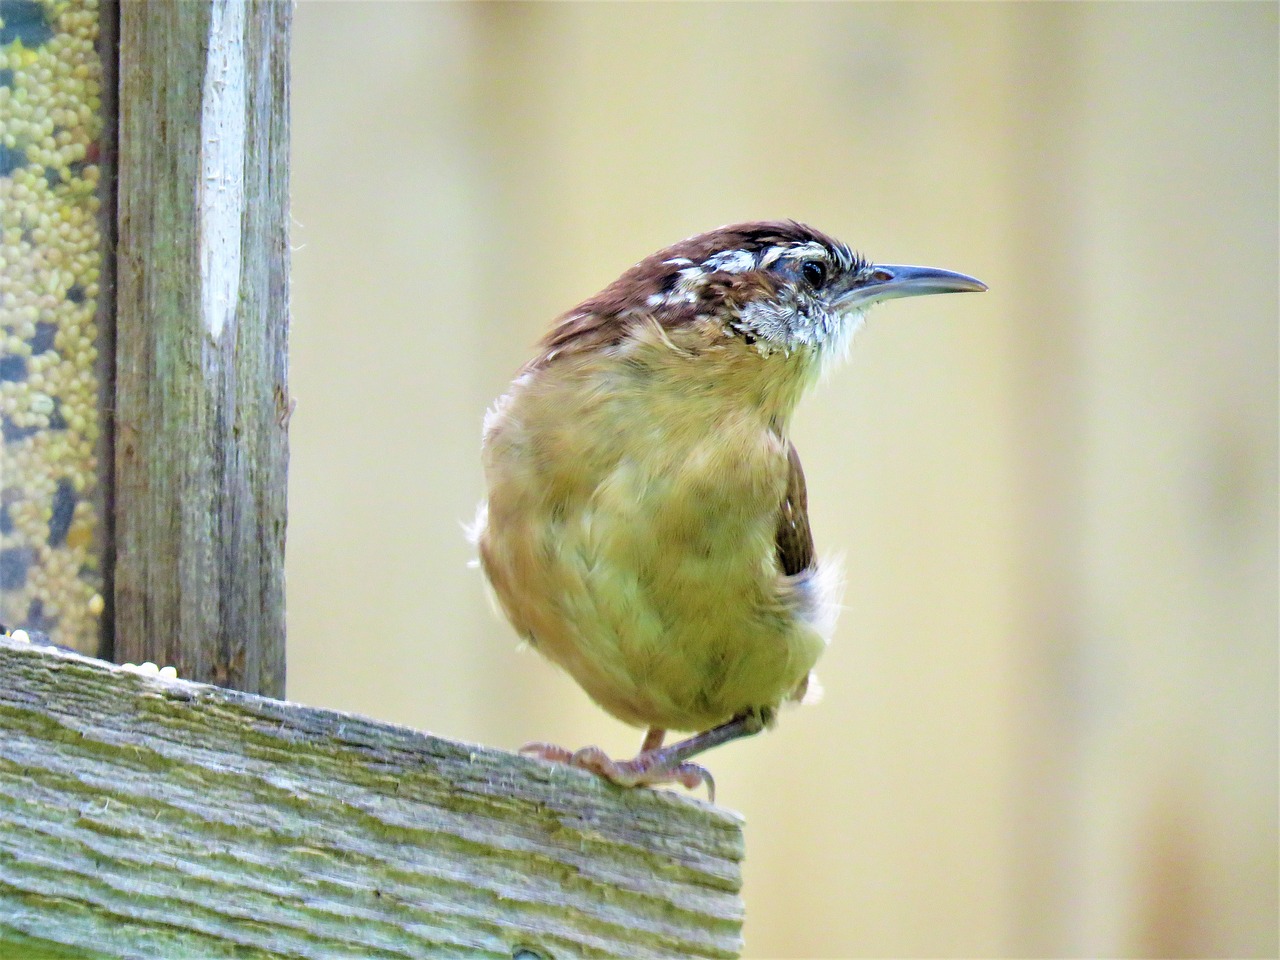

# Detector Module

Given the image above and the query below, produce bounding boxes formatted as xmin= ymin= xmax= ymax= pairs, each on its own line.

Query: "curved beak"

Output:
xmin=834 ymin=263 xmax=987 ymax=310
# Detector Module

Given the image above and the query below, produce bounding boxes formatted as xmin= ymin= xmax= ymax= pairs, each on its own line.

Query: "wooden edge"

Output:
xmin=0 ymin=635 xmax=744 ymax=959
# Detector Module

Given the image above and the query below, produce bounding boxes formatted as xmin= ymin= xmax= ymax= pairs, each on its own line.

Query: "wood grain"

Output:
xmin=113 ymin=0 xmax=290 ymax=695
xmin=0 ymin=635 xmax=745 ymax=958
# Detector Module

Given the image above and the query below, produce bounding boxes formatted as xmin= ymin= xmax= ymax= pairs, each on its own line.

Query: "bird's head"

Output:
xmin=535 ymin=220 xmax=985 ymax=415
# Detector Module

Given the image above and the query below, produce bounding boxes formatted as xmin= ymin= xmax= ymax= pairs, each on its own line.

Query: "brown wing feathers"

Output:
xmin=775 ymin=441 xmax=815 ymax=578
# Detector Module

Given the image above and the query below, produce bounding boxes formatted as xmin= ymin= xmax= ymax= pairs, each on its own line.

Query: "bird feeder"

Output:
xmin=0 ymin=0 xmax=112 ymax=652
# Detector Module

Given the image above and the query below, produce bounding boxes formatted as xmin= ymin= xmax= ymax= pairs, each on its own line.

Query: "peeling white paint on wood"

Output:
xmin=199 ymin=0 xmax=247 ymax=342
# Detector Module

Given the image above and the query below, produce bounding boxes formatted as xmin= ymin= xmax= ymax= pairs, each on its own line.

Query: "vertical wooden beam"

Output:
xmin=114 ymin=1 xmax=290 ymax=696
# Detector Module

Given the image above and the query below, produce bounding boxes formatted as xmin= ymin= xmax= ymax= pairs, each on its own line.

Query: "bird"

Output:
xmin=474 ymin=220 xmax=985 ymax=801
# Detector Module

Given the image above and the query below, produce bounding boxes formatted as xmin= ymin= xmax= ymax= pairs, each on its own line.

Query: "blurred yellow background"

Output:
xmin=287 ymin=4 xmax=1277 ymax=957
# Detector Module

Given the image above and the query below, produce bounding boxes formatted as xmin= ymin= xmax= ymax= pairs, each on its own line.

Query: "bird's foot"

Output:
xmin=519 ymin=741 xmax=715 ymax=802
xmin=520 ymin=711 xmax=773 ymax=803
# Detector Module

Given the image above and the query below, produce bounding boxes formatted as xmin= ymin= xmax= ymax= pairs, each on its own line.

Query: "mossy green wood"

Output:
xmin=0 ymin=637 xmax=745 ymax=958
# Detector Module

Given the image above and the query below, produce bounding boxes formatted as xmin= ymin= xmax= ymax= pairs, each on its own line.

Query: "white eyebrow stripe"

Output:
xmin=758 ymin=246 xmax=786 ymax=268
xmin=781 ymin=240 xmax=830 ymax=262
xmin=701 ymin=249 xmax=757 ymax=273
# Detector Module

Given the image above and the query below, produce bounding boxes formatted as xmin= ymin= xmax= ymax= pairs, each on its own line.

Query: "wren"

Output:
xmin=474 ymin=221 xmax=985 ymax=800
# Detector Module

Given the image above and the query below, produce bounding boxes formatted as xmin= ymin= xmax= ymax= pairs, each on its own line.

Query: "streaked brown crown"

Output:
xmin=538 ymin=220 xmax=857 ymax=360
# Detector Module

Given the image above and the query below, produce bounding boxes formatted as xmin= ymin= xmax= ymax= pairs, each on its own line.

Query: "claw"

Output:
xmin=672 ymin=763 xmax=716 ymax=801
xmin=518 ymin=710 xmax=767 ymax=804
xmin=571 ymin=745 xmax=716 ymax=801
xmin=519 ymin=741 xmax=575 ymax=765
xmin=520 ymin=741 xmax=715 ymax=801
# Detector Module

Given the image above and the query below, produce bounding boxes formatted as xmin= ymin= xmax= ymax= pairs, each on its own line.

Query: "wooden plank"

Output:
xmin=113 ymin=0 xmax=290 ymax=695
xmin=0 ymin=635 xmax=745 ymax=958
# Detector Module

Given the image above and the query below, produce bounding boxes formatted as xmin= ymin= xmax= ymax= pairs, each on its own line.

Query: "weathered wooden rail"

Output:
xmin=0 ymin=635 xmax=745 ymax=958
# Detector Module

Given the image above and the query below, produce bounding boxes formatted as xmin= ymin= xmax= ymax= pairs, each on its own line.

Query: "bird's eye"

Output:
xmin=800 ymin=259 xmax=827 ymax=288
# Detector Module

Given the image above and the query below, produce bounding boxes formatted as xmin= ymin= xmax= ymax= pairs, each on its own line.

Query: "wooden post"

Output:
xmin=114 ymin=1 xmax=290 ymax=695
xmin=0 ymin=636 xmax=745 ymax=958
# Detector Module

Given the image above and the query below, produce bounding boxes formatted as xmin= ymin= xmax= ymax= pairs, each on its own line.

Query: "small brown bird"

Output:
xmin=475 ymin=221 xmax=984 ymax=800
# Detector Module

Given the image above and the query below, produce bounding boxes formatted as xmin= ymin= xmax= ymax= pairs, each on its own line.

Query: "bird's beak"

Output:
xmin=834 ymin=264 xmax=987 ymax=310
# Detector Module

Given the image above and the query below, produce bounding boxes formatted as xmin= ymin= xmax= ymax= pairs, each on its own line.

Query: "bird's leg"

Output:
xmin=639 ymin=727 xmax=665 ymax=752
xmin=520 ymin=710 xmax=771 ymax=803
